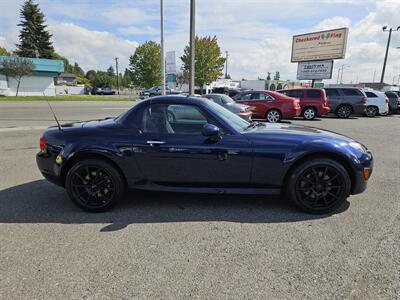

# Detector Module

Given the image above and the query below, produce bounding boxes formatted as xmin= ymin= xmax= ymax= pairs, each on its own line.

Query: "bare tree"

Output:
xmin=0 ymin=57 xmax=34 ymax=96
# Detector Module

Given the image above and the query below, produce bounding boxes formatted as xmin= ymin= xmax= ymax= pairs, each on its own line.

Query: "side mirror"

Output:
xmin=202 ymin=123 xmax=220 ymax=138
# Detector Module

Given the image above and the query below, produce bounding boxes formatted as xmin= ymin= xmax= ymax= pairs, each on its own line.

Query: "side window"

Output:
xmin=365 ymin=91 xmax=377 ymax=98
xmin=307 ymin=90 xmax=321 ymax=98
xmin=235 ymin=93 xmax=252 ymax=101
xmin=342 ymin=89 xmax=362 ymax=96
xmin=325 ymin=89 xmax=340 ymax=96
xmin=285 ymin=90 xmax=304 ymax=98
xmin=140 ymin=103 xmax=210 ymax=135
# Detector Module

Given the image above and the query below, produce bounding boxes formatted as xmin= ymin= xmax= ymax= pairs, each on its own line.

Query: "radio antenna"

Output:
xmin=43 ymin=92 xmax=62 ymax=131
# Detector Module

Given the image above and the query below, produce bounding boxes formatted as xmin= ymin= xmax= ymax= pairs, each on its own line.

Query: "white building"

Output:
xmin=0 ymin=56 xmax=64 ymax=96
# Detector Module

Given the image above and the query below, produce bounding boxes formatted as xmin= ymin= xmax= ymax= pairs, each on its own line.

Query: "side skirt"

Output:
xmin=129 ymin=183 xmax=281 ymax=195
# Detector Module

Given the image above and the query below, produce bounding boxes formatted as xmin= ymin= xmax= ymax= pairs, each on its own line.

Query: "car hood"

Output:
xmin=244 ymin=123 xmax=355 ymax=144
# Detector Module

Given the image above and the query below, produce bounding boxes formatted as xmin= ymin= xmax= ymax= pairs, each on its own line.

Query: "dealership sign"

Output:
xmin=166 ymin=51 xmax=176 ymax=74
xmin=291 ymin=28 xmax=349 ymax=62
xmin=297 ymin=60 xmax=333 ymax=80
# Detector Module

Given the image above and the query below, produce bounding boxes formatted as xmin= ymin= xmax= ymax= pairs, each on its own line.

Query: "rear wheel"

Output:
xmin=285 ymin=158 xmax=351 ymax=214
xmin=365 ymin=106 xmax=378 ymax=117
xmin=266 ymin=109 xmax=282 ymax=123
xmin=336 ymin=105 xmax=352 ymax=118
xmin=65 ymin=159 xmax=125 ymax=212
xmin=302 ymin=107 xmax=317 ymax=120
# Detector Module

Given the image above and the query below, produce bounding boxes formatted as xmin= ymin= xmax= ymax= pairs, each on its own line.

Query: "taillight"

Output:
xmin=39 ymin=137 xmax=47 ymax=152
xmin=240 ymin=109 xmax=246 ymax=113
xmin=361 ymin=96 xmax=367 ymax=104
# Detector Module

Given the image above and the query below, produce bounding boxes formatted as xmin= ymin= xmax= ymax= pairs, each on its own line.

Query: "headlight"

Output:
xmin=348 ymin=142 xmax=368 ymax=153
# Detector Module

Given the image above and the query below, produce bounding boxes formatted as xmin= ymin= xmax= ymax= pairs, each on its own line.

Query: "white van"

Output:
xmin=363 ymin=90 xmax=389 ymax=117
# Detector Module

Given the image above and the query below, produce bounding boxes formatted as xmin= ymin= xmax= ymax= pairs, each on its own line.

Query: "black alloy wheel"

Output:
xmin=336 ymin=105 xmax=352 ymax=118
xmin=66 ymin=159 xmax=124 ymax=212
xmin=286 ymin=158 xmax=351 ymax=214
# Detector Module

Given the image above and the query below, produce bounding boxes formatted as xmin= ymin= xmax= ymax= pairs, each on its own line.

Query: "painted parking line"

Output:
xmin=0 ymin=126 xmax=48 ymax=132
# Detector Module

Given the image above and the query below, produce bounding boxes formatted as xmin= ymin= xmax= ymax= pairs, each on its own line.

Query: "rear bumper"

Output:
xmin=36 ymin=151 xmax=64 ymax=187
xmin=321 ymin=106 xmax=330 ymax=115
xmin=353 ymin=104 xmax=367 ymax=115
xmin=239 ymin=112 xmax=252 ymax=121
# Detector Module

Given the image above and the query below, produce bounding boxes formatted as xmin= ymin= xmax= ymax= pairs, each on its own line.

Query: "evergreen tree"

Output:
xmin=16 ymin=0 xmax=54 ymax=58
xmin=107 ymin=66 xmax=115 ymax=76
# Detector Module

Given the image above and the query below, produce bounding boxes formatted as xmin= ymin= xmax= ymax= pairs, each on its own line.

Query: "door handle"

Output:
xmin=146 ymin=140 xmax=166 ymax=146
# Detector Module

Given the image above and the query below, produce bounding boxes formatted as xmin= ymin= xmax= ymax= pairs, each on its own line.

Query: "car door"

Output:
xmin=249 ymin=92 xmax=274 ymax=118
xmin=132 ymin=102 xmax=252 ymax=186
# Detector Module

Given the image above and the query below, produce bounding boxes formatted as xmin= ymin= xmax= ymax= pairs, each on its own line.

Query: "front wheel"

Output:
xmin=266 ymin=109 xmax=282 ymax=123
xmin=65 ymin=159 xmax=125 ymax=212
xmin=285 ymin=158 xmax=351 ymax=214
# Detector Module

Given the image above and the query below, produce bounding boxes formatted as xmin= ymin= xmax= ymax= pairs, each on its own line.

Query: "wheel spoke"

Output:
xmin=327 ymin=191 xmax=339 ymax=200
xmin=301 ymin=175 xmax=315 ymax=185
xmin=327 ymin=173 xmax=339 ymax=183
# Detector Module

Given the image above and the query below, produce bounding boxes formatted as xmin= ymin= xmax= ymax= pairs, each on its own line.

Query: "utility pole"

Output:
xmin=160 ymin=0 xmax=165 ymax=95
xmin=381 ymin=26 xmax=400 ymax=89
xmin=189 ymin=0 xmax=195 ymax=96
xmin=115 ymin=57 xmax=119 ymax=95
xmin=373 ymin=69 xmax=376 ymax=83
xmin=225 ymin=51 xmax=229 ymax=79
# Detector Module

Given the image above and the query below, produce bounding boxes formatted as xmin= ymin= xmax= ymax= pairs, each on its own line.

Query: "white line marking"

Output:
xmin=0 ymin=126 xmax=47 ymax=132
xmin=101 ymin=108 xmax=129 ymax=110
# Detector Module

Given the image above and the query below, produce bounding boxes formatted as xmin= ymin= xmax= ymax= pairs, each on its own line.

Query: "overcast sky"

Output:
xmin=1 ymin=0 xmax=400 ymax=84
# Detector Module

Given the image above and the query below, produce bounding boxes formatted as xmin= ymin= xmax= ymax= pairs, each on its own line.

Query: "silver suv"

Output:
xmin=324 ymin=87 xmax=367 ymax=118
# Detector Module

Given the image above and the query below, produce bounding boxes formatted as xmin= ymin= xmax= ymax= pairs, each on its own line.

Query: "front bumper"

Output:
xmin=351 ymin=151 xmax=373 ymax=195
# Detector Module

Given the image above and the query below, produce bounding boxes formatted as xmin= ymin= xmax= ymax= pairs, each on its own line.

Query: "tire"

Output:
xmin=65 ymin=159 xmax=125 ymax=212
xmin=365 ymin=106 xmax=378 ymax=117
xmin=302 ymin=107 xmax=317 ymax=120
xmin=266 ymin=109 xmax=282 ymax=123
xmin=335 ymin=105 xmax=352 ymax=118
xmin=285 ymin=158 xmax=351 ymax=214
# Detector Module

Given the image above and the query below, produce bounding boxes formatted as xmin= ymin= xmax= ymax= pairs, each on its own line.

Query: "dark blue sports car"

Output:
xmin=37 ymin=96 xmax=373 ymax=214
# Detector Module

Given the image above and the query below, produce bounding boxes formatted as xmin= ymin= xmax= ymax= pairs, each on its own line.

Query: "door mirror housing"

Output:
xmin=202 ymin=123 xmax=220 ymax=138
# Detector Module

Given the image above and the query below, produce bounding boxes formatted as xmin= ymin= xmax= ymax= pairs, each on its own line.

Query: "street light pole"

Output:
xmin=189 ymin=0 xmax=195 ymax=96
xmin=380 ymin=26 xmax=400 ymax=89
xmin=160 ymin=0 xmax=165 ymax=96
xmin=115 ymin=57 xmax=119 ymax=95
xmin=225 ymin=51 xmax=229 ymax=79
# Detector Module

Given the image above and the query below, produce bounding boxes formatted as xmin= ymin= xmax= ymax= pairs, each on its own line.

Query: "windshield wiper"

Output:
xmin=245 ymin=121 xmax=264 ymax=130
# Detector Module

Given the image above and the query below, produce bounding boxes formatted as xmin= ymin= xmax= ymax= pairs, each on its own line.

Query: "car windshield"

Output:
xmin=202 ymin=99 xmax=250 ymax=132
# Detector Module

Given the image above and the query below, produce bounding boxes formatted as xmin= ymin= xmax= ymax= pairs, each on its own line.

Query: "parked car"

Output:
xmin=203 ymin=94 xmax=252 ymax=121
xmin=277 ymin=88 xmax=330 ymax=120
xmin=92 ymin=87 xmax=115 ymax=95
xmin=36 ymin=96 xmax=373 ymax=214
xmin=363 ymin=90 xmax=389 ymax=117
xmin=384 ymin=91 xmax=399 ymax=114
xmin=232 ymin=90 xmax=301 ymax=122
xmin=324 ymin=87 xmax=367 ymax=118
xmin=140 ymin=86 xmax=182 ymax=98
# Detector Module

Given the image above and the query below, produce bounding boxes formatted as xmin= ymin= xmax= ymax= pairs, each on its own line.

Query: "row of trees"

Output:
xmin=128 ymin=36 xmax=226 ymax=91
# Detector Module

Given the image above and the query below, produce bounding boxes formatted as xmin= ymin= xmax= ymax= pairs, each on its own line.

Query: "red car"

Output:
xmin=232 ymin=90 xmax=301 ymax=122
xmin=278 ymin=88 xmax=330 ymax=120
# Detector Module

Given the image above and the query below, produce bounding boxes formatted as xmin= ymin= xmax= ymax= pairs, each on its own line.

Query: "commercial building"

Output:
xmin=0 ymin=56 xmax=64 ymax=96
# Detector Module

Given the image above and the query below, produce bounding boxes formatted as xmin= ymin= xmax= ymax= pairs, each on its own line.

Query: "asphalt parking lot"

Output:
xmin=0 ymin=101 xmax=399 ymax=299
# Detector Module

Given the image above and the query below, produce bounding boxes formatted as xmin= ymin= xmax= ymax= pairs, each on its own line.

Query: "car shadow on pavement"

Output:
xmin=0 ymin=180 xmax=349 ymax=232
